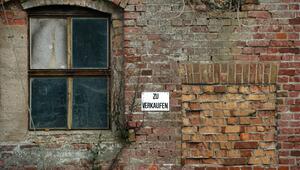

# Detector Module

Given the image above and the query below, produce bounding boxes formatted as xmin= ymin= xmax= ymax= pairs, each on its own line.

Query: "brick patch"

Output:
xmin=180 ymin=63 xmax=278 ymax=85
xmin=182 ymin=85 xmax=277 ymax=167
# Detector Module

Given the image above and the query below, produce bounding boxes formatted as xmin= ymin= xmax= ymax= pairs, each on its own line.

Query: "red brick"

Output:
xmin=214 ymin=86 xmax=226 ymax=93
xmin=45 ymin=144 xmax=62 ymax=149
xmin=136 ymin=127 xmax=152 ymax=135
xmin=288 ymin=33 xmax=299 ymax=39
xmin=234 ymin=142 xmax=258 ymax=149
xmin=288 ymin=136 xmax=300 ymax=142
xmin=191 ymin=26 xmax=208 ymax=32
xmin=278 ymin=69 xmax=296 ymax=76
xmin=290 ymin=106 xmax=300 ymax=112
xmin=124 ymin=27 xmax=141 ymax=33
xmin=270 ymin=40 xmax=293 ymax=47
xmin=206 ymin=168 xmax=217 ymax=170
xmin=289 ymin=91 xmax=300 ymax=97
xmin=240 ymin=150 xmax=252 ymax=157
xmin=245 ymin=0 xmax=258 ymax=4
xmin=13 ymin=18 xmax=26 ymax=25
xmin=291 ymin=150 xmax=300 ymax=156
xmin=24 ymin=165 xmax=38 ymax=170
xmin=20 ymin=144 xmax=39 ymax=149
xmin=248 ymin=11 xmax=271 ymax=19
xmin=278 ymin=166 xmax=289 ymax=170
xmin=224 ymin=158 xmax=248 ymax=165
xmin=253 ymin=167 xmax=264 ymax=170
xmin=289 ymin=17 xmax=300 ymax=25
xmin=253 ymin=33 xmax=266 ymax=39
xmin=128 ymin=121 xmax=137 ymax=128
xmin=276 ymin=33 xmax=287 ymax=39
xmin=190 ymin=117 xmax=200 ymax=125
xmin=124 ymin=12 xmax=140 ymax=19
xmin=128 ymin=0 xmax=142 ymax=5
xmin=125 ymin=56 xmax=141 ymax=63
xmin=72 ymin=144 xmax=92 ymax=150
xmin=240 ymin=133 xmax=250 ymax=140
xmin=148 ymin=164 xmax=158 ymax=170
xmin=218 ymin=168 xmax=229 ymax=170
xmin=184 ymin=158 xmax=200 ymax=164
xmin=247 ymin=41 xmax=269 ymax=47
xmin=279 ymin=48 xmax=300 ymax=54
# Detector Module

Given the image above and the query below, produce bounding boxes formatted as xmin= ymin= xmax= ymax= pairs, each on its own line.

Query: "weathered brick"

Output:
xmin=227 ymin=117 xmax=239 ymax=124
xmin=278 ymin=48 xmax=300 ymax=54
xmin=20 ymin=144 xmax=39 ymax=149
xmin=203 ymin=86 xmax=214 ymax=93
xmin=224 ymin=158 xmax=248 ymax=165
xmin=24 ymin=165 xmax=38 ymax=170
xmin=182 ymin=94 xmax=196 ymax=102
xmin=198 ymin=127 xmax=220 ymax=134
xmin=0 ymin=145 xmax=16 ymax=151
xmin=214 ymin=86 xmax=226 ymax=93
xmin=0 ymin=0 xmax=288 ymax=169
xmin=239 ymin=86 xmax=250 ymax=94
xmin=227 ymin=86 xmax=239 ymax=93
xmin=246 ymin=94 xmax=268 ymax=101
xmin=289 ymin=17 xmax=300 ymax=25
xmin=234 ymin=142 xmax=258 ymax=149
xmin=291 ymin=150 xmax=300 ymax=156
xmin=232 ymin=110 xmax=256 ymax=117
xmin=182 ymin=127 xmax=197 ymax=134
xmin=225 ymin=126 xmax=241 ymax=133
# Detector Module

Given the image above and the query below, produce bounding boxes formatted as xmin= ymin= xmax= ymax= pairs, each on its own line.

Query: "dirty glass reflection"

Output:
xmin=30 ymin=18 xmax=67 ymax=69
xmin=31 ymin=78 xmax=67 ymax=128
xmin=72 ymin=18 xmax=108 ymax=68
xmin=72 ymin=77 xmax=108 ymax=128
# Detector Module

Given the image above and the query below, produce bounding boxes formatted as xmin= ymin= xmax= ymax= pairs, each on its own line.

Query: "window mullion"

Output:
xmin=67 ymin=17 xmax=72 ymax=69
xmin=67 ymin=17 xmax=72 ymax=129
xmin=67 ymin=77 xmax=73 ymax=129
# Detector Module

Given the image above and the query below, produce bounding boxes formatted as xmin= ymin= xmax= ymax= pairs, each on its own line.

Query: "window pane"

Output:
xmin=30 ymin=18 xmax=67 ymax=69
xmin=30 ymin=78 xmax=67 ymax=128
xmin=72 ymin=77 xmax=108 ymax=129
xmin=72 ymin=18 xmax=108 ymax=68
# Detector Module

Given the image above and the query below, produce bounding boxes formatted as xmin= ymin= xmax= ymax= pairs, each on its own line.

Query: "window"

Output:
xmin=28 ymin=6 xmax=110 ymax=130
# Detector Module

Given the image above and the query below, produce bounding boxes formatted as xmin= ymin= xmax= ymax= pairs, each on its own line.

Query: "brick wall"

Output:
xmin=0 ymin=0 xmax=125 ymax=169
xmin=182 ymin=84 xmax=277 ymax=167
xmin=1 ymin=0 xmax=300 ymax=169
xmin=180 ymin=63 xmax=278 ymax=84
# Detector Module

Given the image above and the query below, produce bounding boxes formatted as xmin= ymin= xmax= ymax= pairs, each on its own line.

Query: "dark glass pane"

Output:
xmin=72 ymin=18 xmax=108 ymax=68
xmin=30 ymin=78 xmax=67 ymax=128
xmin=72 ymin=77 xmax=108 ymax=128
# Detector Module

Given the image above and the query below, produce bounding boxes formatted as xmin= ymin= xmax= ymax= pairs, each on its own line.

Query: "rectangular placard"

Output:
xmin=141 ymin=92 xmax=169 ymax=111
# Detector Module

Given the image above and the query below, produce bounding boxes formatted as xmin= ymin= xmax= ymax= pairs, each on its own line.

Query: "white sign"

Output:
xmin=141 ymin=92 xmax=169 ymax=111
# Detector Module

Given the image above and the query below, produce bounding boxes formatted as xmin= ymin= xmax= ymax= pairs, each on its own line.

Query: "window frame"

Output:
xmin=27 ymin=6 xmax=111 ymax=130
